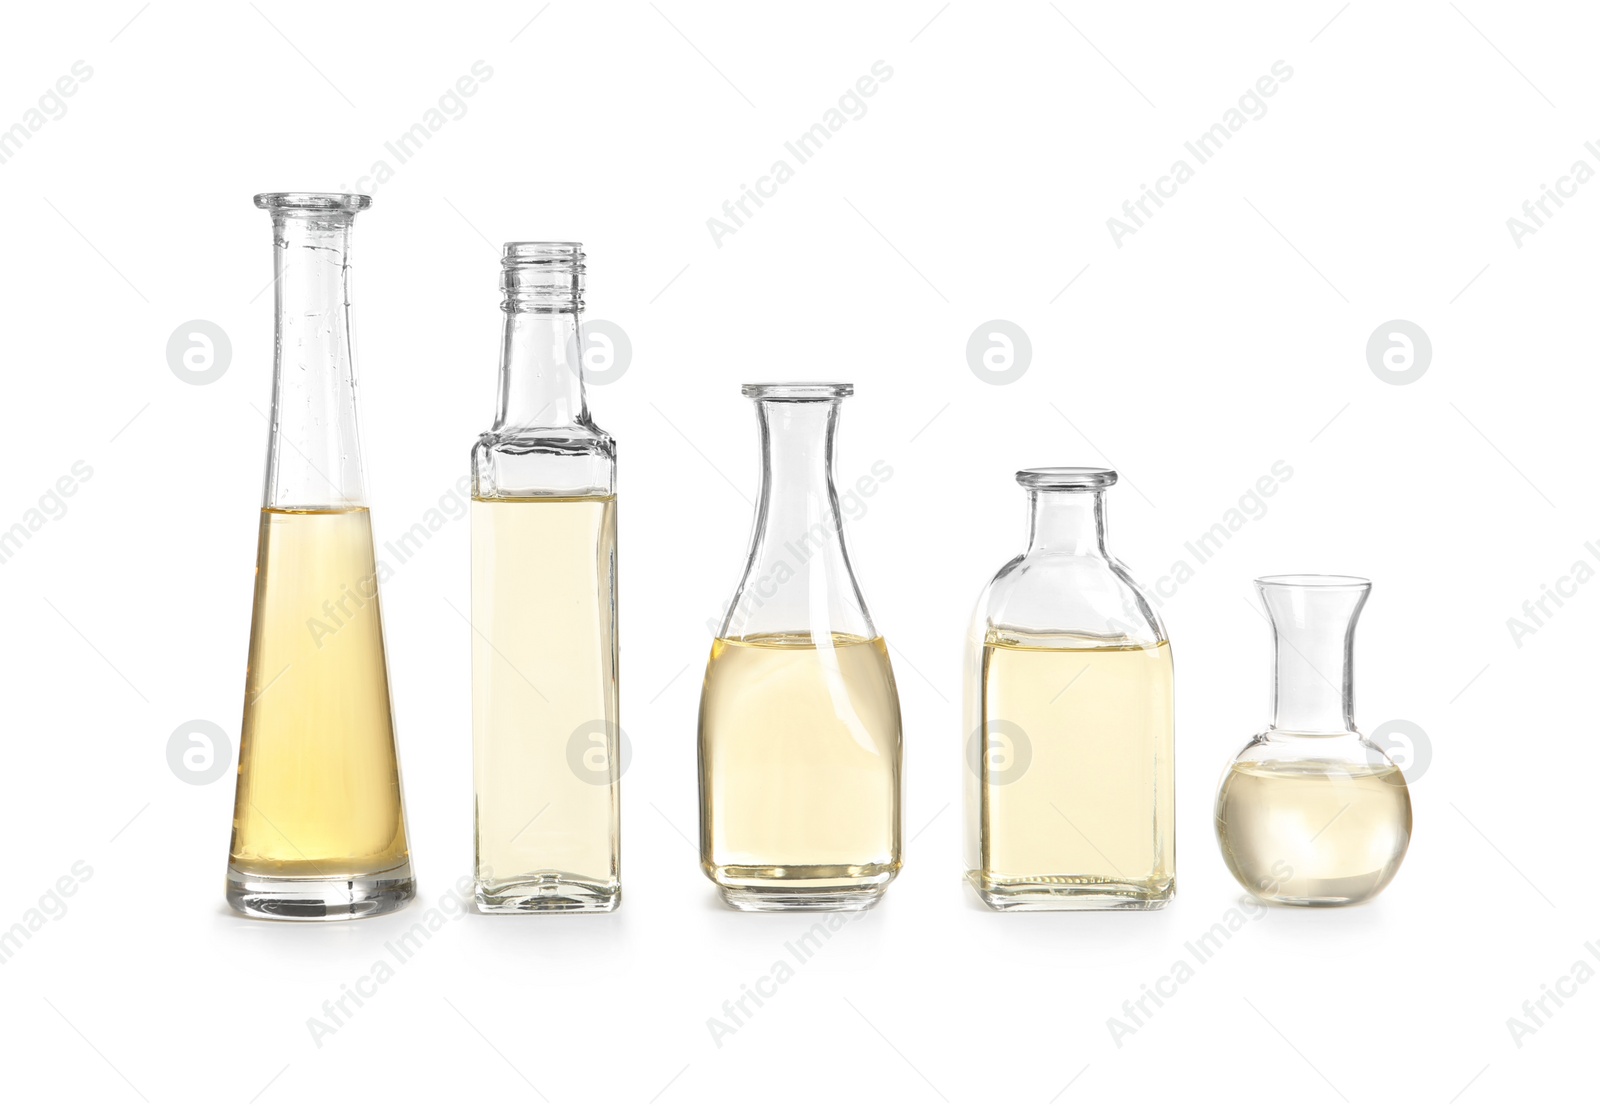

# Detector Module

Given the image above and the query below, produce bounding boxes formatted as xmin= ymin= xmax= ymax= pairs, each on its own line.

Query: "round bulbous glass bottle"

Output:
xmin=1215 ymin=575 xmax=1412 ymax=907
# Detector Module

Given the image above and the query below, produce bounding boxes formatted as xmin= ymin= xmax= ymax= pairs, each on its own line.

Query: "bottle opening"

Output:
xmin=1256 ymin=574 xmax=1371 ymax=590
xmin=254 ymin=192 xmax=372 ymax=213
xmin=1016 ymin=466 xmax=1117 ymax=490
xmin=503 ymin=242 xmax=584 ymax=265
xmin=742 ymin=383 xmax=853 ymax=401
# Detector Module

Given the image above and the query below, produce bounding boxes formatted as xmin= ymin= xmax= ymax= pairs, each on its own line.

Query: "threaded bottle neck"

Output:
xmin=501 ymin=242 xmax=584 ymax=314
xmin=493 ymin=242 xmax=589 ymax=431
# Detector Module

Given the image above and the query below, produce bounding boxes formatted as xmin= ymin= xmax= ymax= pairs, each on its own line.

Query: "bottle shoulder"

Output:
xmin=1227 ymin=729 xmax=1403 ymax=773
xmin=974 ymin=550 xmax=1166 ymax=645
xmin=473 ymin=426 xmax=615 ymax=497
xmin=475 ymin=422 xmax=615 ymax=455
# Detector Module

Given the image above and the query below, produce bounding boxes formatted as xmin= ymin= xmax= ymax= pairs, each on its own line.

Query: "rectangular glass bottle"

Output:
xmin=471 ymin=242 xmax=620 ymax=913
xmin=964 ymin=467 xmax=1175 ymax=910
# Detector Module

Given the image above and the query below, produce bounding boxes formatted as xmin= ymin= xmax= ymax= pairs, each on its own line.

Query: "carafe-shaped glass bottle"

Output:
xmin=697 ymin=383 xmax=903 ymax=911
xmin=965 ymin=467 xmax=1174 ymax=910
xmin=471 ymin=243 xmax=619 ymax=913
xmin=227 ymin=193 xmax=414 ymax=920
xmin=1215 ymin=575 xmax=1411 ymax=906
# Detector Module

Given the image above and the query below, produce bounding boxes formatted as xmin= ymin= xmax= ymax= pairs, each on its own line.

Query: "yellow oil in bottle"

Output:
xmin=229 ymin=508 xmax=409 ymax=881
xmin=698 ymin=632 xmax=902 ymax=909
xmin=1215 ymin=759 xmax=1411 ymax=905
xmin=471 ymin=495 xmax=619 ymax=912
xmin=969 ymin=634 xmax=1174 ymax=909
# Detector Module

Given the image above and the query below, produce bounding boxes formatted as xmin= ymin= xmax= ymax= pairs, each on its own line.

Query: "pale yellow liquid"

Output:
xmin=471 ymin=495 xmax=619 ymax=910
xmin=969 ymin=634 xmax=1174 ymax=908
xmin=1216 ymin=760 xmax=1411 ymax=905
xmin=230 ymin=508 xmax=409 ymax=880
xmin=698 ymin=633 xmax=902 ymax=907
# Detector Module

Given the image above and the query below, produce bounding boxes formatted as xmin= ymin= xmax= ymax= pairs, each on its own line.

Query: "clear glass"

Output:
xmin=1215 ymin=575 xmax=1412 ymax=906
xmin=471 ymin=242 xmax=620 ymax=913
xmin=227 ymin=193 xmax=415 ymax=920
xmin=964 ymin=467 xmax=1175 ymax=910
xmin=697 ymin=383 xmax=903 ymax=911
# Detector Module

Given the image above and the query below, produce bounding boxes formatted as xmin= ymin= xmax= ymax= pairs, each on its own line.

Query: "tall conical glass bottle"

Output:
xmin=697 ymin=383 xmax=903 ymax=912
xmin=471 ymin=243 xmax=619 ymax=913
xmin=964 ymin=467 xmax=1174 ymax=910
xmin=227 ymin=193 xmax=414 ymax=920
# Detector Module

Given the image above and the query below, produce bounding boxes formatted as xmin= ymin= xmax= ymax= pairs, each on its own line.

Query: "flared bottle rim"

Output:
xmin=1257 ymin=573 xmax=1371 ymax=590
xmin=254 ymin=192 xmax=372 ymax=213
xmin=742 ymin=383 xmax=853 ymax=400
xmin=1015 ymin=466 xmax=1116 ymax=490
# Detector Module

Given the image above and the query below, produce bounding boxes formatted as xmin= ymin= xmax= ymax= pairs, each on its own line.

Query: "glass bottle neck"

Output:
xmin=493 ymin=310 xmax=589 ymax=431
xmin=1026 ymin=489 xmax=1108 ymax=556
xmin=262 ymin=208 xmax=366 ymax=509
xmin=757 ymin=398 xmax=845 ymax=544
xmin=719 ymin=394 xmax=874 ymax=641
xmin=493 ymin=244 xmax=590 ymax=433
xmin=1262 ymin=583 xmax=1366 ymax=734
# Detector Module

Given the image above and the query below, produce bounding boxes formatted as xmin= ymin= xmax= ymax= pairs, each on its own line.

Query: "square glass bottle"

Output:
xmin=965 ymin=467 xmax=1174 ymax=910
xmin=470 ymin=243 xmax=620 ymax=913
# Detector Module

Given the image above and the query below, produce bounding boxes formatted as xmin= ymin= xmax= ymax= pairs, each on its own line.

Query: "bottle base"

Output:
xmin=1251 ymin=892 xmax=1370 ymax=907
xmin=709 ymin=863 xmax=896 ymax=912
xmin=717 ymin=886 xmax=887 ymax=912
xmin=226 ymin=866 xmax=415 ymax=921
xmin=474 ymin=874 xmax=620 ymax=914
xmin=966 ymin=870 xmax=1174 ymax=912
xmin=1237 ymin=872 xmax=1399 ymax=907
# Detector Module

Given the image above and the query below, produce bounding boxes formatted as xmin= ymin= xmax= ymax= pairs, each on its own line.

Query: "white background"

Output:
xmin=0 ymin=2 xmax=1591 ymax=1102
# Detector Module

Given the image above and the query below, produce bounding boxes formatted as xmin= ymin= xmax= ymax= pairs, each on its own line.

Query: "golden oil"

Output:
xmin=1215 ymin=759 xmax=1411 ymax=905
xmin=471 ymin=494 xmax=619 ymax=912
xmin=968 ymin=634 xmax=1174 ymax=909
xmin=229 ymin=508 xmax=410 ymax=884
xmin=698 ymin=632 xmax=902 ymax=910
